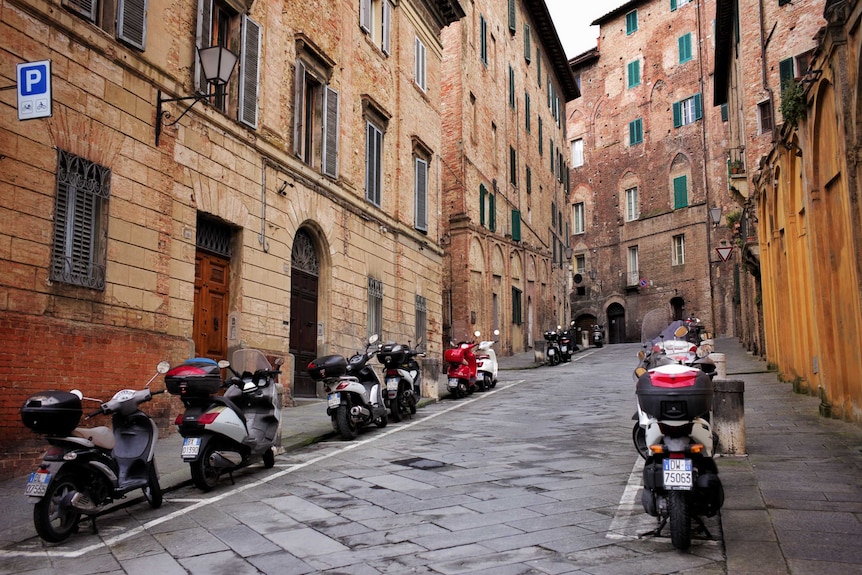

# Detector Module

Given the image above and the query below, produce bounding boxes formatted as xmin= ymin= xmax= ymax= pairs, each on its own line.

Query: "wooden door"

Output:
xmin=290 ymin=269 xmax=318 ymax=397
xmin=194 ymin=251 xmax=230 ymax=360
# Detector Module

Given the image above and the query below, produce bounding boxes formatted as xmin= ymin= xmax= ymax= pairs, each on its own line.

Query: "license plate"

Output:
xmin=663 ymin=458 xmax=693 ymax=490
xmin=547 ymin=349 xmax=555 ymax=356
xmin=327 ymin=392 xmax=341 ymax=408
xmin=386 ymin=378 xmax=399 ymax=391
xmin=448 ymin=377 xmax=459 ymax=388
xmin=182 ymin=437 xmax=201 ymax=458
xmin=25 ymin=472 xmax=50 ymax=496
xmin=561 ymin=345 xmax=567 ymax=353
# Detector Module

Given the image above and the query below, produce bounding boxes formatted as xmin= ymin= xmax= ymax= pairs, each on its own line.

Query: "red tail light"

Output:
xmin=197 ymin=412 xmax=220 ymax=425
xmin=174 ymin=414 xmax=184 ymax=425
xmin=387 ymin=369 xmax=399 ymax=376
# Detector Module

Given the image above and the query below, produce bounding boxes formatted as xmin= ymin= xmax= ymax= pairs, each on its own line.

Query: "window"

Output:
xmin=415 ymin=295 xmax=427 ymax=346
xmin=511 ymin=286 xmax=523 ymax=325
xmin=575 ymin=255 xmax=586 ymax=274
xmin=365 ymin=120 xmax=383 ymax=206
xmin=758 ymin=100 xmax=773 ymax=134
xmin=50 ymin=149 xmax=110 ymax=290
xmin=63 ymin=0 xmax=148 ymax=50
xmin=720 ymin=102 xmax=728 ymax=122
xmin=523 ymin=24 xmax=531 ymax=62
xmin=414 ymin=156 xmax=428 ymax=231
xmin=673 ymin=175 xmax=688 ymax=209
xmin=549 ymin=139 xmax=554 ymax=172
xmin=414 ymin=37 xmax=426 ymax=92
xmin=538 ymin=117 xmax=543 ymax=155
xmin=479 ymin=14 xmax=487 ymax=66
xmin=294 ymin=51 xmax=339 ymax=178
xmin=525 ymin=92 xmax=531 ymax=132
xmin=627 ymin=246 xmax=639 ymax=286
xmin=626 ymin=10 xmax=638 ymax=35
xmin=536 ymin=47 xmax=541 ymax=86
xmin=507 ymin=0 xmax=516 ymax=32
xmin=526 ymin=166 xmax=531 ymax=194
xmin=360 ymin=0 xmax=391 ymax=54
xmin=627 ymin=60 xmax=640 ymax=88
xmin=673 ymin=93 xmax=702 ymax=127
xmin=480 ymin=183 xmax=495 ymax=231
xmin=672 ymin=234 xmax=686 ymax=266
xmin=511 ymin=210 xmax=521 ymax=241
xmin=678 ymin=33 xmax=692 ymax=63
xmin=670 ymin=0 xmax=691 ymax=10
xmin=625 ymin=186 xmax=639 ymax=221
xmin=571 ymin=138 xmax=584 ymax=167
xmin=629 ymin=118 xmax=643 ymax=145
xmin=509 ymin=146 xmax=517 ymax=186
xmin=779 ymin=57 xmax=795 ymax=91
xmin=573 ymin=202 xmax=585 ymax=234
xmin=509 ymin=65 xmax=515 ymax=108
xmin=196 ymin=0 xmax=260 ymax=128
xmin=470 ymin=93 xmax=477 ymax=141
xmin=367 ymin=277 xmax=383 ymax=338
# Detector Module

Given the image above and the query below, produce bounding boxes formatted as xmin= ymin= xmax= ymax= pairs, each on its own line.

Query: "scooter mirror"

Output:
xmin=493 ymin=329 xmax=500 ymax=337
xmin=368 ymin=334 xmax=379 ymax=345
xmin=557 ymin=325 xmax=562 ymax=330
xmin=218 ymin=360 xmax=231 ymax=369
xmin=474 ymin=330 xmax=481 ymax=338
xmin=157 ymin=361 xmax=171 ymax=374
xmin=637 ymin=350 xmax=645 ymax=361
xmin=70 ymin=389 xmax=83 ymax=400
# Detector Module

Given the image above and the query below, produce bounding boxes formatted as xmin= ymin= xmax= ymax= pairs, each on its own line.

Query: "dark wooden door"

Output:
xmin=194 ymin=251 xmax=230 ymax=360
xmin=607 ymin=303 xmax=626 ymax=344
xmin=290 ymin=269 xmax=318 ymax=397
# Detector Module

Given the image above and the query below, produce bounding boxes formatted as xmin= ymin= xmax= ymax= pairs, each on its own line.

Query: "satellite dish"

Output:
xmin=573 ymin=273 xmax=583 ymax=284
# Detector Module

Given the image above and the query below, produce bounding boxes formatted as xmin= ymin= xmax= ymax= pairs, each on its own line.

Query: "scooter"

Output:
xmin=377 ymin=339 xmax=424 ymax=422
xmin=558 ymin=323 xmax=576 ymax=362
xmin=308 ymin=335 xmax=388 ymax=440
xmin=21 ymin=361 xmax=169 ymax=542
xmin=636 ymin=359 xmax=724 ymax=550
xmin=444 ymin=332 xmax=480 ymax=398
xmin=543 ymin=329 xmax=561 ymax=366
xmin=592 ymin=324 xmax=605 ymax=347
xmin=166 ymin=349 xmax=284 ymax=491
xmin=475 ymin=329 xmax=500 ymax=390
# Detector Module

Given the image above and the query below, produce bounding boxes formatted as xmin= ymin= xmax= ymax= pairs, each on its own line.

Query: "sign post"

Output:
xmin=17 ymin=60 xmax=52 ymax=120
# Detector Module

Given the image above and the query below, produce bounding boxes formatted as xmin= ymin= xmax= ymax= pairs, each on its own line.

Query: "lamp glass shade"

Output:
xmin=198 ymin=45 xmax=238 ymax=85
xmin=709 ymin=206 xmax=723 ymax=225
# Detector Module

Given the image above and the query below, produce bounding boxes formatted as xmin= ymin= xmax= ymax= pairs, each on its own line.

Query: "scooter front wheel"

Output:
xmin=190 ymin=443 xmax=220 ymax=492
xmin=33 ymin=473 xmax=82 ymax=543
xmin=389 ymin=395 xmax=402 ymax=423
xmin=143 ymin=463 xmax=163 ymax=508
xmin=668 ymin=490 xmax=692 ymax=550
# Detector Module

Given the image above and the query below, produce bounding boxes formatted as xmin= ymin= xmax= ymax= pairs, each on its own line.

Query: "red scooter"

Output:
xmin=444 ymin=331 xmax=480 ymax=399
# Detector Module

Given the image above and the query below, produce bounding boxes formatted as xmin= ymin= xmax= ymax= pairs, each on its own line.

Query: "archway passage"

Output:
xmin=290 ymin=229 xmax=320 ymax=398
xmin=607 ymin=303 xmax=626 ymax=343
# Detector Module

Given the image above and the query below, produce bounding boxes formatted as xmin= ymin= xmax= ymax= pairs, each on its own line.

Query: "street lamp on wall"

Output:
xmin=155 ymin=45 xmax=239 ymax=146
xmin=709 ymin=206 xmax=723 ymax=228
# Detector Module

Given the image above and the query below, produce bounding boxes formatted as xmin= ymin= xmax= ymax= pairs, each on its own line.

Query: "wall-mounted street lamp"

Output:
xmin=709 ymin=206 xmax=723 ymax=228
xmin=155 ymin=45 xmax=238 ymax=146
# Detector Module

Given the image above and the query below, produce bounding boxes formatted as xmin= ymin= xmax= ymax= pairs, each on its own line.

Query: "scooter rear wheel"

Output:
xmin=33 ymin=472 xmax=82 ymax=543
xmin=143 ymin=463 xmax=163 ymax=508
xmin=335 ymin=406 xmax=359 ymax=440
xmin=389 ymin=396 xmax=402 ymax=423
xmin=483 ymin=373 xmax=493 ymax=391
xmin=190 ymin=443 xmax=220 ymax=492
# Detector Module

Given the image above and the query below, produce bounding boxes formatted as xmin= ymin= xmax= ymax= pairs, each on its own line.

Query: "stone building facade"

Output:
xmin=0 ymin=0 xmax=463 ymax=477
xmin=440 ymin=0 xmax=577 ymax=353
xmin=566 ymin=0 xmax=731 ymax=343
xmin=717 ymin=0 xmax=862 ymax=423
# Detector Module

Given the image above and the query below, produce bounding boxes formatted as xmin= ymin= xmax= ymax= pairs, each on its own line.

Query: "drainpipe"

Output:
xmin=759 ymin=0 xmax=777 ymax=142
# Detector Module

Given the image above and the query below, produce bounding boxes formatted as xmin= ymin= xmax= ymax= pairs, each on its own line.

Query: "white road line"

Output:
xmin=606 ymin=457 xmax=646 ymax=540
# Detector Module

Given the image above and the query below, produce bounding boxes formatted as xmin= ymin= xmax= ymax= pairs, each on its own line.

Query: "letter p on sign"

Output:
xmin=17 ymin=60 xmax=52 ymax=120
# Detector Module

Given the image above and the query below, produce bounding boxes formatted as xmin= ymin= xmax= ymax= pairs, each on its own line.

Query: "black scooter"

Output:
xmin=21 ymin=362 xmax=169 ymax=542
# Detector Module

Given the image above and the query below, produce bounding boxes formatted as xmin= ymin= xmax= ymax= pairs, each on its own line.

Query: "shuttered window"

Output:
xmin=415 ymin=37 xmax=427 ymax=92
xmin=294 ymin=56 xmax=340 ymax=179
xmin=524 ymin=24 xmax=531 ymax=62
xmin=508 ymin=0 xmax=516 ymax=32
xmin=414 ymin=157 xmax=428 ymax=232
xmin=366 ymin=121 xmax=383 ymax=206
xmin=239 ymin=16 xmax=260 ymax=128
xmin=673 ymin=175 xmax=688 ymax=209
xmin=117 ymin=0 xmax=148 ymax=49
xmin=480 ymin=15 xmax=488 ymax=65
xmin=511 ymin=210 xmax=521 ymax=242
xmin=679 ymin=33 xmax=692 ymax=63
xmin=323 ymin=87 xmax=339 ymax=178
xmin=629 ymin=118 xmax=643 ymax=145
xmin=626 ymin=10 xmax=638 ymax=34
xmin=627 ymin=60 xmax=640 ymax=88
xmin=673 ymin=93 xmax=702 ymax=127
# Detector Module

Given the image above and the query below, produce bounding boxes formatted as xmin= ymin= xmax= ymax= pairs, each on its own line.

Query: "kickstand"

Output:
xmin=693 ymin=515 xmax=715 ymax=540
xmin=639 ymin=517 xmax=667 ymax=539
xmin=227 ymin=470 xmax=236 ymax=485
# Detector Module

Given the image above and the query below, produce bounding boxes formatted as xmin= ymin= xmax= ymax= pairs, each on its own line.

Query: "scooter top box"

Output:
xmin=165 ymin=358 xmax=223 ymax=396
xmin=444 ymin=346 xmax=470 ymax=364
xmin=307 ymin=355 xmax=347 ymax=381
xmin=21 ymin=390 xmax=83 ymax=436
xmin=636 ymin=364 xmax=713 ymax=420
xmin=377 ymin=343 xmax=408 ymax=367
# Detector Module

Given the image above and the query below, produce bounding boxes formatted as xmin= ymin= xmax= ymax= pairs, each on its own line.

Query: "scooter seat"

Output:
xmin=73 ymin=426 xmax=115 ymax=450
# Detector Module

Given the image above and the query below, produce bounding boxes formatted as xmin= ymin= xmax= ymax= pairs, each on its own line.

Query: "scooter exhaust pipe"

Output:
xmin=209 ymin=451 xmax=243 ymax=469
xmin=350 ymin=405 xmax=370 ymax=418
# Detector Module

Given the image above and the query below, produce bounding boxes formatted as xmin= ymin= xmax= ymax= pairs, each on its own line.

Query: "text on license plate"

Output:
xmin=25 ymin=472 xmax=51 ymax=496
xmin=663 ymin=458 xmax=693 ymax=490
xmin=327 ymin=392 xmax=341 ymax=408
xmin=448 ymin=378 xmax=459 ymax=387
xmin=182 ymin=437 xmax=201 ymax=458
xmin=386 ymin=378 xmax=399 ymax=390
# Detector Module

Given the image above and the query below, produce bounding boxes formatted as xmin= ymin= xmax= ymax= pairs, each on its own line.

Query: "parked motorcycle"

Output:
xmin=475 ymin=329 xmax=500 ymax=389
xmin=21 ymin=362 xmax=169 ymax=542
xmin=543 ymin=329 xmax=561 ymax=366
xmin=444 ymin=332 xmax=480 ymax=397
xmin=166 ymin=349 xmax=284 ymax=491
xmin=377 ymin=339 xmax=424 ymax=422
xmin=558 ymin=322 xmax=576 ymax=362
xmin=592 ymin=324 xmax=605 ymax=347
xmin=308 ymin=335 xmax=388 ymax=440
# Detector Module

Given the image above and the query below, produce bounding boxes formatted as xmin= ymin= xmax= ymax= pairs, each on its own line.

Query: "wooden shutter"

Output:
xmin=239 ymin=15 xmax=260 ymax=128
xmin=670 ymin=0 xmax=678 ymax=11
xmin=117 ymin=0 xmax=148 ymax=50
xmin=293 ymin=60 xmax=306 ymax=156
xmin=523 ymin=24 xmax=531 ymax=62
xmin=511 ymin=210 xmax=521 ymax=242
xmin=779 ymin=58 xmax=795 ymax=89
xmin=673 ymin=100 xmax=682 ymax=127
xmin=508 ymin=0 xmax=516 ymax=32
xmin=479 ymin=184 xmax=486 ymax=226
xmin=415 ymin=158 xmax=428 ymax=231
xmin=195 ymin=0 xmax=213 ymax=93
xmin=382 ymin=1 xmax=391 ymax=55
xmin=693 ymin=93 xmax=702 ymax=120
xmin=323 ymin=86 xmax=339 ymax=178
xmin=62 ymin=0 xmax=96 ymax=22
xmin=360 ymin=0 xmax=371 ymax=32
xmin=489 ymin=192 xmax=496 ymax=232
xmin=480 ymin=15 xmax=487 ymax=64
xmin=673 ymin=175 xmax=688 ymax=208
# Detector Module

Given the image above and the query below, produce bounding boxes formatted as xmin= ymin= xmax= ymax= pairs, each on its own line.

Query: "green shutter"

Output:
xmin=489 ymin=192 xmax=496 ymax=231
xmin=628 ymin=61 xmax=640 ymax=88
xmin=626 ymin=10 xmax=637 ymax=35
xmin=508 ymin=0 xmax=516 ymax=32
xmin=694 ymin=93 xmax=702 ymax=120
xmin=525 ymin=92 xmax=530 ymax=131
xmin=679 ymin=33 xmax=692 ymax=63
xmin=480 ymin=15 xmax=487 ymax=65
xmin=673 ymin=175 xmax=688 ymax=208
xmin=480 ymin=184 xmax=486 ymax=225
xmin=511 ymin=210 xmax=521 ymax=241
xmin=629 ymin=118 xmax=642 ymax=145
xmin=538 ymin=118 xmax=543 ymax=155
xmin=721 ymin=102 xmax=728 ymax=122
xmin=509 ymin=66 xmax=515 ymax=107
xmin=670 ymin=0 xmax=678 ymax=11
xmin=673 ymin=101 xmax=682 ymax=127
xmin=524 ymin=24 xmax=531 ymax=62
xmin=779 ymin=57 xmax=795 ymax=89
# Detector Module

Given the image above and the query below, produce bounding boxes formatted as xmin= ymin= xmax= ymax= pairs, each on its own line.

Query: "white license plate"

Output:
xmin=327 ymin=392 xmax=341 ymax=408
xmin=182 ymin=437 xmax=201 ymax=458
xmin=560 ymin=345 xmax=567 ymax=352
xmin=448 ymin=377 xmax=459 ymax=388
xmin=386 ymin=378 xmax=399 ymax=391
xmin=25 ymin=471 xmax=51 ymax=496
xmin=663 ymin=458 xmax=693 ymax=490
xmin=547 ymin=349 xmax=555 ymax=356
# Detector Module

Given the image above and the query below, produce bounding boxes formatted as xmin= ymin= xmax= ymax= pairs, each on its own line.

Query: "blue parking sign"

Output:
xmin=17 ymin=60 xmax=52 ymax=120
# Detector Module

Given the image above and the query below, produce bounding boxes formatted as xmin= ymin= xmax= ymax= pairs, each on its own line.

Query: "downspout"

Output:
xmin=760 ymin=0 xmax=777 ymax=142
xmin=259 ymin=159 xmax=269 ymax=253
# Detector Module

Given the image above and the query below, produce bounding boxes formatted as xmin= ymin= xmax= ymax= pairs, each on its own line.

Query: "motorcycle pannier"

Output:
xmin=21 ymin=391 xmax=83 ymax=435
xmin=636 ymin=365 xmax=713 ymax=420
xmin=307 ymin=355 xmax=347 ymax=381
xmin=165 ymin=358 xmax=222 ymax=396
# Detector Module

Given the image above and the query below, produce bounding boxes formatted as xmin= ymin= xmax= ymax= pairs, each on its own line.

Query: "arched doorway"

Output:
xmin=607 ymin=303 xmax=626 ymax=343
xmin=290 ymin=229 xmax=320 ymax=397
xmin=670 ymin=297 xmax=685 ymax=320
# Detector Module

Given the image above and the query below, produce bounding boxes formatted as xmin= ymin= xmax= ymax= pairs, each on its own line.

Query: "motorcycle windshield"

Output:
xmin=231 ymin=349 xmax=272 ymax=374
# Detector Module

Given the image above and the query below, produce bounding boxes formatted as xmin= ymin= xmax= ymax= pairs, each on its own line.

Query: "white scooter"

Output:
xmin=166 ymin=349 xmax=284 ymax=491
xmin=475 ymin=329 xmax=500 ymax=390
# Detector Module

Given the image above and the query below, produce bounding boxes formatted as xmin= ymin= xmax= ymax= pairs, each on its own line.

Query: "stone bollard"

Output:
xmin=713 ymin=378 xmax=746 ymax=455
xmin=709 ymin=352 xmax=727 ymax=379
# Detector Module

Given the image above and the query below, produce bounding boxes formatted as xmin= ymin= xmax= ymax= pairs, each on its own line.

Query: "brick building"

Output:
xmin=440 ymin=0 xmax=577 ymax=353
xmin=566 ymin=0 xmax=732 ymax=343
xmin=0 ymin=0 xmax=463 ymax=477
